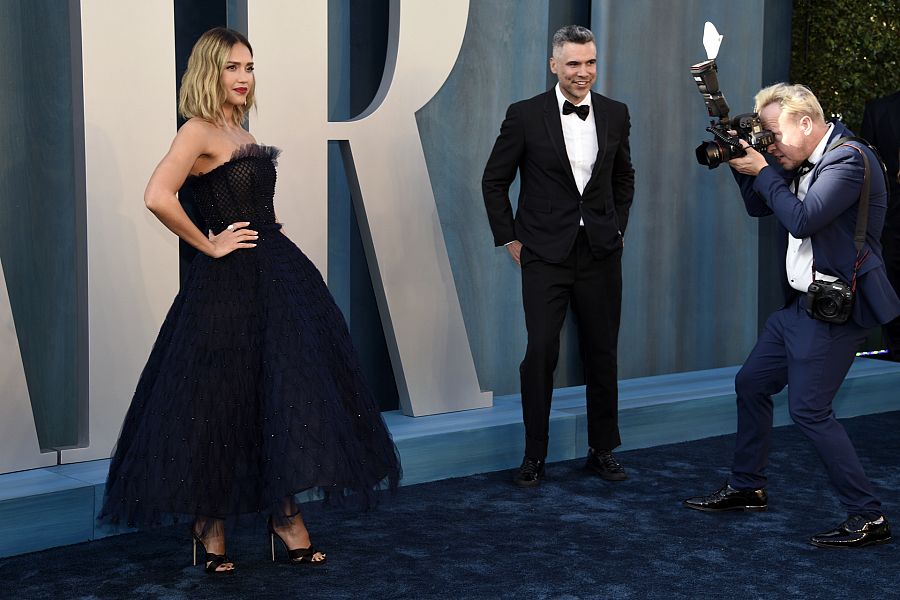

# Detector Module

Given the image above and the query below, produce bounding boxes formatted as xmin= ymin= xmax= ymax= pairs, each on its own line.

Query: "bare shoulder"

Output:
xmin=161 ymin=119 xmax=210 ymax=163
xmin=145 ymin=120 xmax=213 ymax=196
xmin=174 ymin=118 xmax=216 ymax=151
xmin=177 ymin=118 xmax=236 ymax=175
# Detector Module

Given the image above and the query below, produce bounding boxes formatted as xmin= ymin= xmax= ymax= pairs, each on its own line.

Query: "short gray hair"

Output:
xmin=552 ymin=25 xmax=594 ymax=57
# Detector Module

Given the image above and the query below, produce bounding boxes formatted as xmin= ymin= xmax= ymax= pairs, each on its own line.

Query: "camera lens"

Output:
xmin=816 ymin=297 xmax=839 ymax=318
xmin=695 ymin=141 xmax=725 ymax=169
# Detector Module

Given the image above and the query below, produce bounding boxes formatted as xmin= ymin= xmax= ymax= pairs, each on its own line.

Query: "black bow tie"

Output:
xmin=791 ymin=159 xmax=814 ymax=192
xmin=563 ymin=100 xmax=590 ymax=121
xmin=795 ymin=159 xmax=814 ymax=178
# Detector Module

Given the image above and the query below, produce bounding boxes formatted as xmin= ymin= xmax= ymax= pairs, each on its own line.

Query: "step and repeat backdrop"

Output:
xmin=0 ymin=0 xmax=791 ymax=474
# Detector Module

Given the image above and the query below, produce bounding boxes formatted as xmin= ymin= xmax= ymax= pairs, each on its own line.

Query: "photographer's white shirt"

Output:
xmin=786 ymin=122 xmax=837 ymax=293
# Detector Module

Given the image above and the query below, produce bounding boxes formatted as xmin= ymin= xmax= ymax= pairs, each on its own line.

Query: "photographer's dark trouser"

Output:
xmin=519 ymin=228 xmax=622 ymax=460
xmin=731 ymin=294 xmax=882 ymax=517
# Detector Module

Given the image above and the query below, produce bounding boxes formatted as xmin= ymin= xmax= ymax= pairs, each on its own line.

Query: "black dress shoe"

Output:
xmin=683 ymin=482 xmax=767 ymax=512
xmin=512 ymin=457 xmax=544 ymax=487
xmin=585 ymin=448 xmax=627 ymax=481
xmin=809 ymin=514 xmax=892 ymax=548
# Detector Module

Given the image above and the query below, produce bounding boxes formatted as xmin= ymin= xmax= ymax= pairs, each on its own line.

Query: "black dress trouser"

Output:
xmin=519 ymin=228 xmax=622 ymax=460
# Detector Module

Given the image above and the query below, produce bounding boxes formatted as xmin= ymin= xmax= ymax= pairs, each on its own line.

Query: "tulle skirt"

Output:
xmin=98 ymin=225 xmax=400 ymax=529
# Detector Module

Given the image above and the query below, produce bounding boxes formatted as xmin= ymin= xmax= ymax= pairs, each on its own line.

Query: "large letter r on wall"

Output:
xmin=249 ymin=1 xmax=491 ymax=416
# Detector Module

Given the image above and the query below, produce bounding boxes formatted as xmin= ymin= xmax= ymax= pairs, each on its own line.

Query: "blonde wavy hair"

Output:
xmin=754 ymin=83 xmax=825 ymax=125
xmin=178 ymin=27 xmax=255 ymax=126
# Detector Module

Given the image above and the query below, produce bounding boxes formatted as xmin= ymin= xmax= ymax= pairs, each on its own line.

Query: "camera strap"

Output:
xmin=812 ymin=137 xmax=873 ymax=292
xmin=825 ymin=135 xmax=890 ymax=187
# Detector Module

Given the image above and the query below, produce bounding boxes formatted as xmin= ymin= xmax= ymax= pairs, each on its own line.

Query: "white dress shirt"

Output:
xmin=786 ymin=123 xmax=837 ymax=292
xmin=555 ymin=83 xmax=598 ymax=226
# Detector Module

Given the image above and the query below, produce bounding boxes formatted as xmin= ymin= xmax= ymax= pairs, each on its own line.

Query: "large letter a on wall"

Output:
xmin=250 ymin=1 xmax=491 ymax=416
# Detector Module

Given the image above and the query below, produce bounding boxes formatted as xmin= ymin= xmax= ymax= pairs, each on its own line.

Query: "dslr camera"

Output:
xmin=806 ymin=279 xmax=854 ymax=324
xmin=691 ymin=59 xmax=775 ymax=169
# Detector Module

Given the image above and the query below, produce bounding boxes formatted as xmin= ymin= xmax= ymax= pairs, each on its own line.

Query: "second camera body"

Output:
xmin=806 ymin=279 xmax=855 ymax=324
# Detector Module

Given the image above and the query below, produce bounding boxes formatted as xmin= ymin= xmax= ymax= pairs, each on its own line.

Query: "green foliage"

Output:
xmin=791 ymin=0 xmax=900 ymax=132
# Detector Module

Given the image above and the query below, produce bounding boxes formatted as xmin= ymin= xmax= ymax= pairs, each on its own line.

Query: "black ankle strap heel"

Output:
xmin=191 ymin=527 xmax=235 ymax=574
xmin=267 ymin=517 xmax=327 ymax=565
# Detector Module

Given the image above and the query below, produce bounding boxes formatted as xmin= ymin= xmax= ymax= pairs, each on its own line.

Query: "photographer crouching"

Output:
xmin=684 ymin=83 xmax=900 ymax=548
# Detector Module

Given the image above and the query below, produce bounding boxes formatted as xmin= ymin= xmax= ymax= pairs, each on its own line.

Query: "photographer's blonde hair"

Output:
xmin=754 ymin=83 xmax=825 ymax=124
xmin=179 ymin=27 xmax=255 ymax=127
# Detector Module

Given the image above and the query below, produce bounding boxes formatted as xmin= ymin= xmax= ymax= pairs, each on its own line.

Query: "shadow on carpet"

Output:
xmin=3 ymin=411 xmax=899 ymax=600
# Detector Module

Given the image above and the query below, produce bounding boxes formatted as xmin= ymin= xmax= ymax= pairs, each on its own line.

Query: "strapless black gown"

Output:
xmin=98 ymin=144 xmax=400 ymax=529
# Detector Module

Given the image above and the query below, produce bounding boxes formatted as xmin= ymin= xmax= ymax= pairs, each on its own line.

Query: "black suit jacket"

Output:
xmin=861 ymin=90 xmax=900 ymax=201
xmin=861 ymin=90 xmax=900 ymax=315
xmin=482 ymin=89 xmax=635 ymax=263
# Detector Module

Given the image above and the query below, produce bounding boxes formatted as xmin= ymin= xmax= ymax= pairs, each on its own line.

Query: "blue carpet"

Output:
xmin=2 ymin=411 xmax=898 ymax=600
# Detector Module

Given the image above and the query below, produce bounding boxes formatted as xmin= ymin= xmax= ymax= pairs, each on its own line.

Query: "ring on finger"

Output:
xmin=226 ymin=224 xmax=235 ymax=231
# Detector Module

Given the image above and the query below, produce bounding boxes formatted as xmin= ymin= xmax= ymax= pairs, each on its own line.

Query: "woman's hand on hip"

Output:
xmin=206 ymin=222 xmax=258 ymax=258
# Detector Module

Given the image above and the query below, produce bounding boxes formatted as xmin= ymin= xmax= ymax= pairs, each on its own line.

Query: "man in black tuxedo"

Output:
xmin=861 ymin=90 xmax=900 ymax=359
xmin=482 ymin=25 xmax=634 ymax=487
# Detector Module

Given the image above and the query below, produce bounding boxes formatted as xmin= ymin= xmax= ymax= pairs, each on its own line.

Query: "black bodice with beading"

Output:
xmin=98 ymin=144 xmax=400 ymax=531
xmin=181 ymin=144 xmax=280 ymax=234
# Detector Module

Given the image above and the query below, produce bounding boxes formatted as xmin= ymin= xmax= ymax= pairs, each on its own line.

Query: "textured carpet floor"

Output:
xmin=2 ymin=411 xmax=899 ymax=600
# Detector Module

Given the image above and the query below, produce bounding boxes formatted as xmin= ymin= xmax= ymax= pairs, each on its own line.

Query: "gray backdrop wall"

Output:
xmin=0 ymin=0 xmax=792 ymax=451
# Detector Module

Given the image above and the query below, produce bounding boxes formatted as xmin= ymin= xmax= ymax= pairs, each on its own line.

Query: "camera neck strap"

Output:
xmin=812 ymin=136 xmax=873 ymax=292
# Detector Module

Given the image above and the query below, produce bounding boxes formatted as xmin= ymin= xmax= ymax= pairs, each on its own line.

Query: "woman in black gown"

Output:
xmin=98 ymin=27 xmax=400 ymax=574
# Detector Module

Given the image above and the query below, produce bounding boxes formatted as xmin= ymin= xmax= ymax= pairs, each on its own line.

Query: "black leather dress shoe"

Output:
xmin=683 ymin=482 xmax=767 ymax=512
xmin=585 ymin=448 xmax=627 ymax=481
xmin=512 ymin=457 xmax=544 ymax=487
xmin=809 ymin=514 xmax=892 ymax=548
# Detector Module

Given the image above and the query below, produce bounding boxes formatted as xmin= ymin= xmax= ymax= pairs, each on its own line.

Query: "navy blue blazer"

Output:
xmin=731 ymin=121 xmax=900 ymax=328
